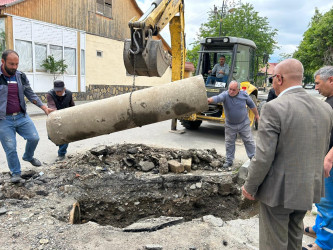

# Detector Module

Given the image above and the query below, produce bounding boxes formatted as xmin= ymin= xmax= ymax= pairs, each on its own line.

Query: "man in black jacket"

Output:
xmin=47 ymin=80 xmax=75 ymax=161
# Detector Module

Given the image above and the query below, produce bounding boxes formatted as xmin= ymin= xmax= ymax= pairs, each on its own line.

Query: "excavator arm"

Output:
xmin=123 ymin=0 xmax=185 ymax=80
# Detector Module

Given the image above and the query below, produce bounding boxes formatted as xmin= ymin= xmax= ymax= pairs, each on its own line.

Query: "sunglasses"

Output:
xmin=269 ymin=74 xmax=283 ymax=84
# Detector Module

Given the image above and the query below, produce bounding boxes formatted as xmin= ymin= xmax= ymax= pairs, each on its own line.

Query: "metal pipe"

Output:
xmin=46 ymin=75 xmax=208 ymax=145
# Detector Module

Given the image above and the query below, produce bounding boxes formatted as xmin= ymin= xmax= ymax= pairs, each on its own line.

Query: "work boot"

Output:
xmin=11 ymin=174 xmax=23 ymax=183
xmin=56 ymin=155 xmax=66 ymax=162
xmin=223 ymin=162 xmax=232 ymax=168
xmin=23 ymin=157 xmax=42 ymax=167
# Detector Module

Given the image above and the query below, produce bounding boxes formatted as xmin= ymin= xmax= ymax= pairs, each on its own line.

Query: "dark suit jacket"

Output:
xmin=244 ymin=87 xmax=333 ymax=210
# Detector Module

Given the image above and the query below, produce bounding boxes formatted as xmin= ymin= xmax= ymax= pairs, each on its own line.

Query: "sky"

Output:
xmin=136 ymin=0 xmax=333 ymax=62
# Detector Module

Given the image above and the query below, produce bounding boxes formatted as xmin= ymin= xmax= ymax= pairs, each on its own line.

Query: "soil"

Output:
xmin=0 ymin=143 xmax=259 ymax=250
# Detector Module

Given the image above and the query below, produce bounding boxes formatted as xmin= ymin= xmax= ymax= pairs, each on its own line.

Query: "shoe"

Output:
xmin=23 ymin=157 xmax=42 ymax=167
xmin=304 ymin=226 xmax=316 ymax=238
xmin=56 ymin=155 xmax=66 ymax=162
xmin=223 ymin=162 xmax=232 ymax=168
xmin=302 ymin=243 xmax=322 ymax=250
xmin=11 ymin=174 xmax=23 ymax=183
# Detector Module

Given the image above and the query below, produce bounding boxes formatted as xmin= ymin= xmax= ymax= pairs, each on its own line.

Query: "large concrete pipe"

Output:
xmin=46 ymin=75 xmax=208 ymax=145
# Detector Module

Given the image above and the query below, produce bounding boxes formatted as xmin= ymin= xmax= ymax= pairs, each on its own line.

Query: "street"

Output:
xmin=0 ymin=115 xmax=256 ymax=173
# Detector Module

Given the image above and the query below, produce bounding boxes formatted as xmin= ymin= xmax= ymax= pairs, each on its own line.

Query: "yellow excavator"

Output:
xmin=123 ymin=1 xmax=258 ymax=131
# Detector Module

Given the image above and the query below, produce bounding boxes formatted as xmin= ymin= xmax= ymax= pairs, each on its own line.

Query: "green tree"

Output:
xmin=186 ymin=3 xmax=278 ymax=81
xmin=41 ymin=55 xmax=68 ymax=80
xmin=294 ymin=8 xmax=333 ymax=83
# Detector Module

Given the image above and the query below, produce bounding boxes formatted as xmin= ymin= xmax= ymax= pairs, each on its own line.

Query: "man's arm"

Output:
xmin=224 ymin=64 xmax=229 ymax=75
xmin=21 ymin=73 xmax=54 ymax=115
xmin=242 ymin=103 xmax=280 ymax=197
xmin=46 ymin=93 xmax=57 ymax=110
xmin=251 ymin=107 xmax=260 ymax=122
xmin=211 ymin=64 xmax=218 ymax=75
xmin=207 ymin=91 xmax=227 ymax=104
xmin=324 ymin=147 xmax=333 ymax=177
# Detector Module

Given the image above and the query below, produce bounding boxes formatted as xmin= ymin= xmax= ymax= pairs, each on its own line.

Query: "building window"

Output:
xmin=0 ymin=18 xmax=5 ymax=54
xmin=15 ymin=40 xmax=33 ymax=72
xmin=96 ymin=0 xmax=112 ymax=18
xmin=50 ymin=45 xmax=63 ymax=61
xmin=81 ymin=49 xmax=85 ymax=75
xmin=97 ymin=50 xmax=103 ymax=57
xmin=64 ymin=47 xmax=76 ymax=75
xmin=35 ymin=43 xmax=47 ymax=72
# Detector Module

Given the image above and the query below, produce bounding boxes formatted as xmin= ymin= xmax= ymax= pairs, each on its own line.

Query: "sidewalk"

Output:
xmin=26 ymin=100 xmax=91 ymax=117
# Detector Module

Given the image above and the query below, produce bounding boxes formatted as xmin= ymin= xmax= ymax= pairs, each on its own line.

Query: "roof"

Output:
xmin=0 ymin=0 xmax=21 ymax=7
xmin=260 ymin=63 xmax=278 ymax=75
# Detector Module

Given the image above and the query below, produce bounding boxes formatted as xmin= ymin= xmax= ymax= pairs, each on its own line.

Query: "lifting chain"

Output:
xmin=129 ymin=47 xmax=137 ymax=125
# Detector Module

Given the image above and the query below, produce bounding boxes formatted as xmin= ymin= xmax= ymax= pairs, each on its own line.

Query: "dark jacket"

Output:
xmin=47 ymin=89 xmax=74 ymax=110
xmin=0 ymin=70 xmax=43 ymax=120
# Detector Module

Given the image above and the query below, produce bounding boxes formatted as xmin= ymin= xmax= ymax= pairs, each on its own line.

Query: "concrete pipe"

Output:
xmin=46 ymin=75 xmax=208 ymax=145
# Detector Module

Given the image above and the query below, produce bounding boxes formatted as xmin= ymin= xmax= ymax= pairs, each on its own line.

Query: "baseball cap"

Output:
xmin=53 ymin=80 xmax=65 ymax=91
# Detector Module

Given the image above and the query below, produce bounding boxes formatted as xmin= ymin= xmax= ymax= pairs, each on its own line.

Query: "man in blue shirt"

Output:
xmin=208 ymin=81 xmax=259 ymax=167
xmin=205 ymin=55 xmax=229 ymax=85
xmin=0 ymin=50 xmax=53 ymax=183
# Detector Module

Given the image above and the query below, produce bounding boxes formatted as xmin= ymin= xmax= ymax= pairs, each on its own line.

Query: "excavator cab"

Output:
xmin=180 ymin=36 xmax=259 ymax=130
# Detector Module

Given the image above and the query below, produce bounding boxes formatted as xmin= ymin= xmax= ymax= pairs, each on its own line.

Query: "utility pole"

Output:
xmin=219 ymin=0 xmax=226 ymax=36
xmin=216 ymin=0 xmax=240 ymax=36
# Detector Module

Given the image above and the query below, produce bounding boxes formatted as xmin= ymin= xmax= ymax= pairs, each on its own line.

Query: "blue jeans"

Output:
xmin=205 ymin=75 xmax=228 ymax=85
xmin=313 ymin=168 xmax=333 ymax=250
xmin=0 ymin=113 xmax=39 ymax=175
xmin=58 ymin=144 xmax=69 ymax=157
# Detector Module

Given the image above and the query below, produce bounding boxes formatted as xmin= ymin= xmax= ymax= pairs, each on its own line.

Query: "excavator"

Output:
xmin=123 ymin=0 xmax=258 ymax=131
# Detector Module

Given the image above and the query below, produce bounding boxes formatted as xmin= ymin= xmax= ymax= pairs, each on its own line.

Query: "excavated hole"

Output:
xmin=62 ymin=144 xmax=259 ymax=228
xmin=78 ymin=191 xmax=250 ymax=228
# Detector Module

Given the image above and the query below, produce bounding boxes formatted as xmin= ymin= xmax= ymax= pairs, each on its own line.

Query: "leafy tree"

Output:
xmin=186 ymin=3 xmax=278 ymax=82
xmin=278 ymin=53 xmax=293 ymax=62
xmin=293 ymin=8 xmax=333 ymax=83
xmin=41 ymin=55 xmax=68 ymax=80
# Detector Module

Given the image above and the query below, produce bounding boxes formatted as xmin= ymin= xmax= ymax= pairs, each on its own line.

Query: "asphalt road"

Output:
xmin=0 ymin=115 xmax=255 ymax=173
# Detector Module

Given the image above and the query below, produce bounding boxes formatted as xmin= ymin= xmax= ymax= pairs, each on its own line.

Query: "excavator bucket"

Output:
xmin=123 ymin=38 xmax=171 ymax=77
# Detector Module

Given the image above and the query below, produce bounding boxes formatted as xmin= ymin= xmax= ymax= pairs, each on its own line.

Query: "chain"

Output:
xmin=129 ymin=52 xmax=136 ymax=124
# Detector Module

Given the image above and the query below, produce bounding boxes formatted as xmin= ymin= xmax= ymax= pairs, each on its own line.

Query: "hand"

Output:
xmin=255 ymin=114 xmax=260 ymax=122
xmin=242 ymin=186 xmax=255 ymax=200
xmin=219 ymin=70 xmax=224 ymax=74
xmin=208 ymin=70 xmax=212 ymax=74
xmin=207 ymin=97 xmax=213 ymax=104
xmin=324 ymin=158 xmax=332 ymax=178
xmin=41 ymin=105 xmax=55 ymax=115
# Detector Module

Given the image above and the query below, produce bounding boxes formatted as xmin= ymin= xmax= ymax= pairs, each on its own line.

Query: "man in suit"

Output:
xmin=242 ymin=58 xmax=333 ymax=250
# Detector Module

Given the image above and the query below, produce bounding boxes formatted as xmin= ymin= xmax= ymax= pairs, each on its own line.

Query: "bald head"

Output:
xmin=228 ymin=80 xmax=240 ymax=97
xmin=272 ymin=58 xmax=304 ymax=95
xmin=275 ymin=58 xmax=304 ymax=84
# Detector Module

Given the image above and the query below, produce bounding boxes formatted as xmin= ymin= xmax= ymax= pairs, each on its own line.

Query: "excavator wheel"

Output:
xmin=180 ymin=120 xmax=202 ymax=130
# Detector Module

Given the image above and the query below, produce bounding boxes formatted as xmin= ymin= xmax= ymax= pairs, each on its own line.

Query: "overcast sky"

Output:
xmin=136 ymin=0 xmax=333 ymax=62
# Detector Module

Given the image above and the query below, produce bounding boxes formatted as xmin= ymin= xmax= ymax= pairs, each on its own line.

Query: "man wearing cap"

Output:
xmin=0 ymin=49 xmax=54 ymax=183
xmin=47 ymin=80 xmax=75 ymax=162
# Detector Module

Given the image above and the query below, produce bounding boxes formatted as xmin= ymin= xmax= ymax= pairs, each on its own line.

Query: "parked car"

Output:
xmin=304 ymin=83 xmax=315 ymax=89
